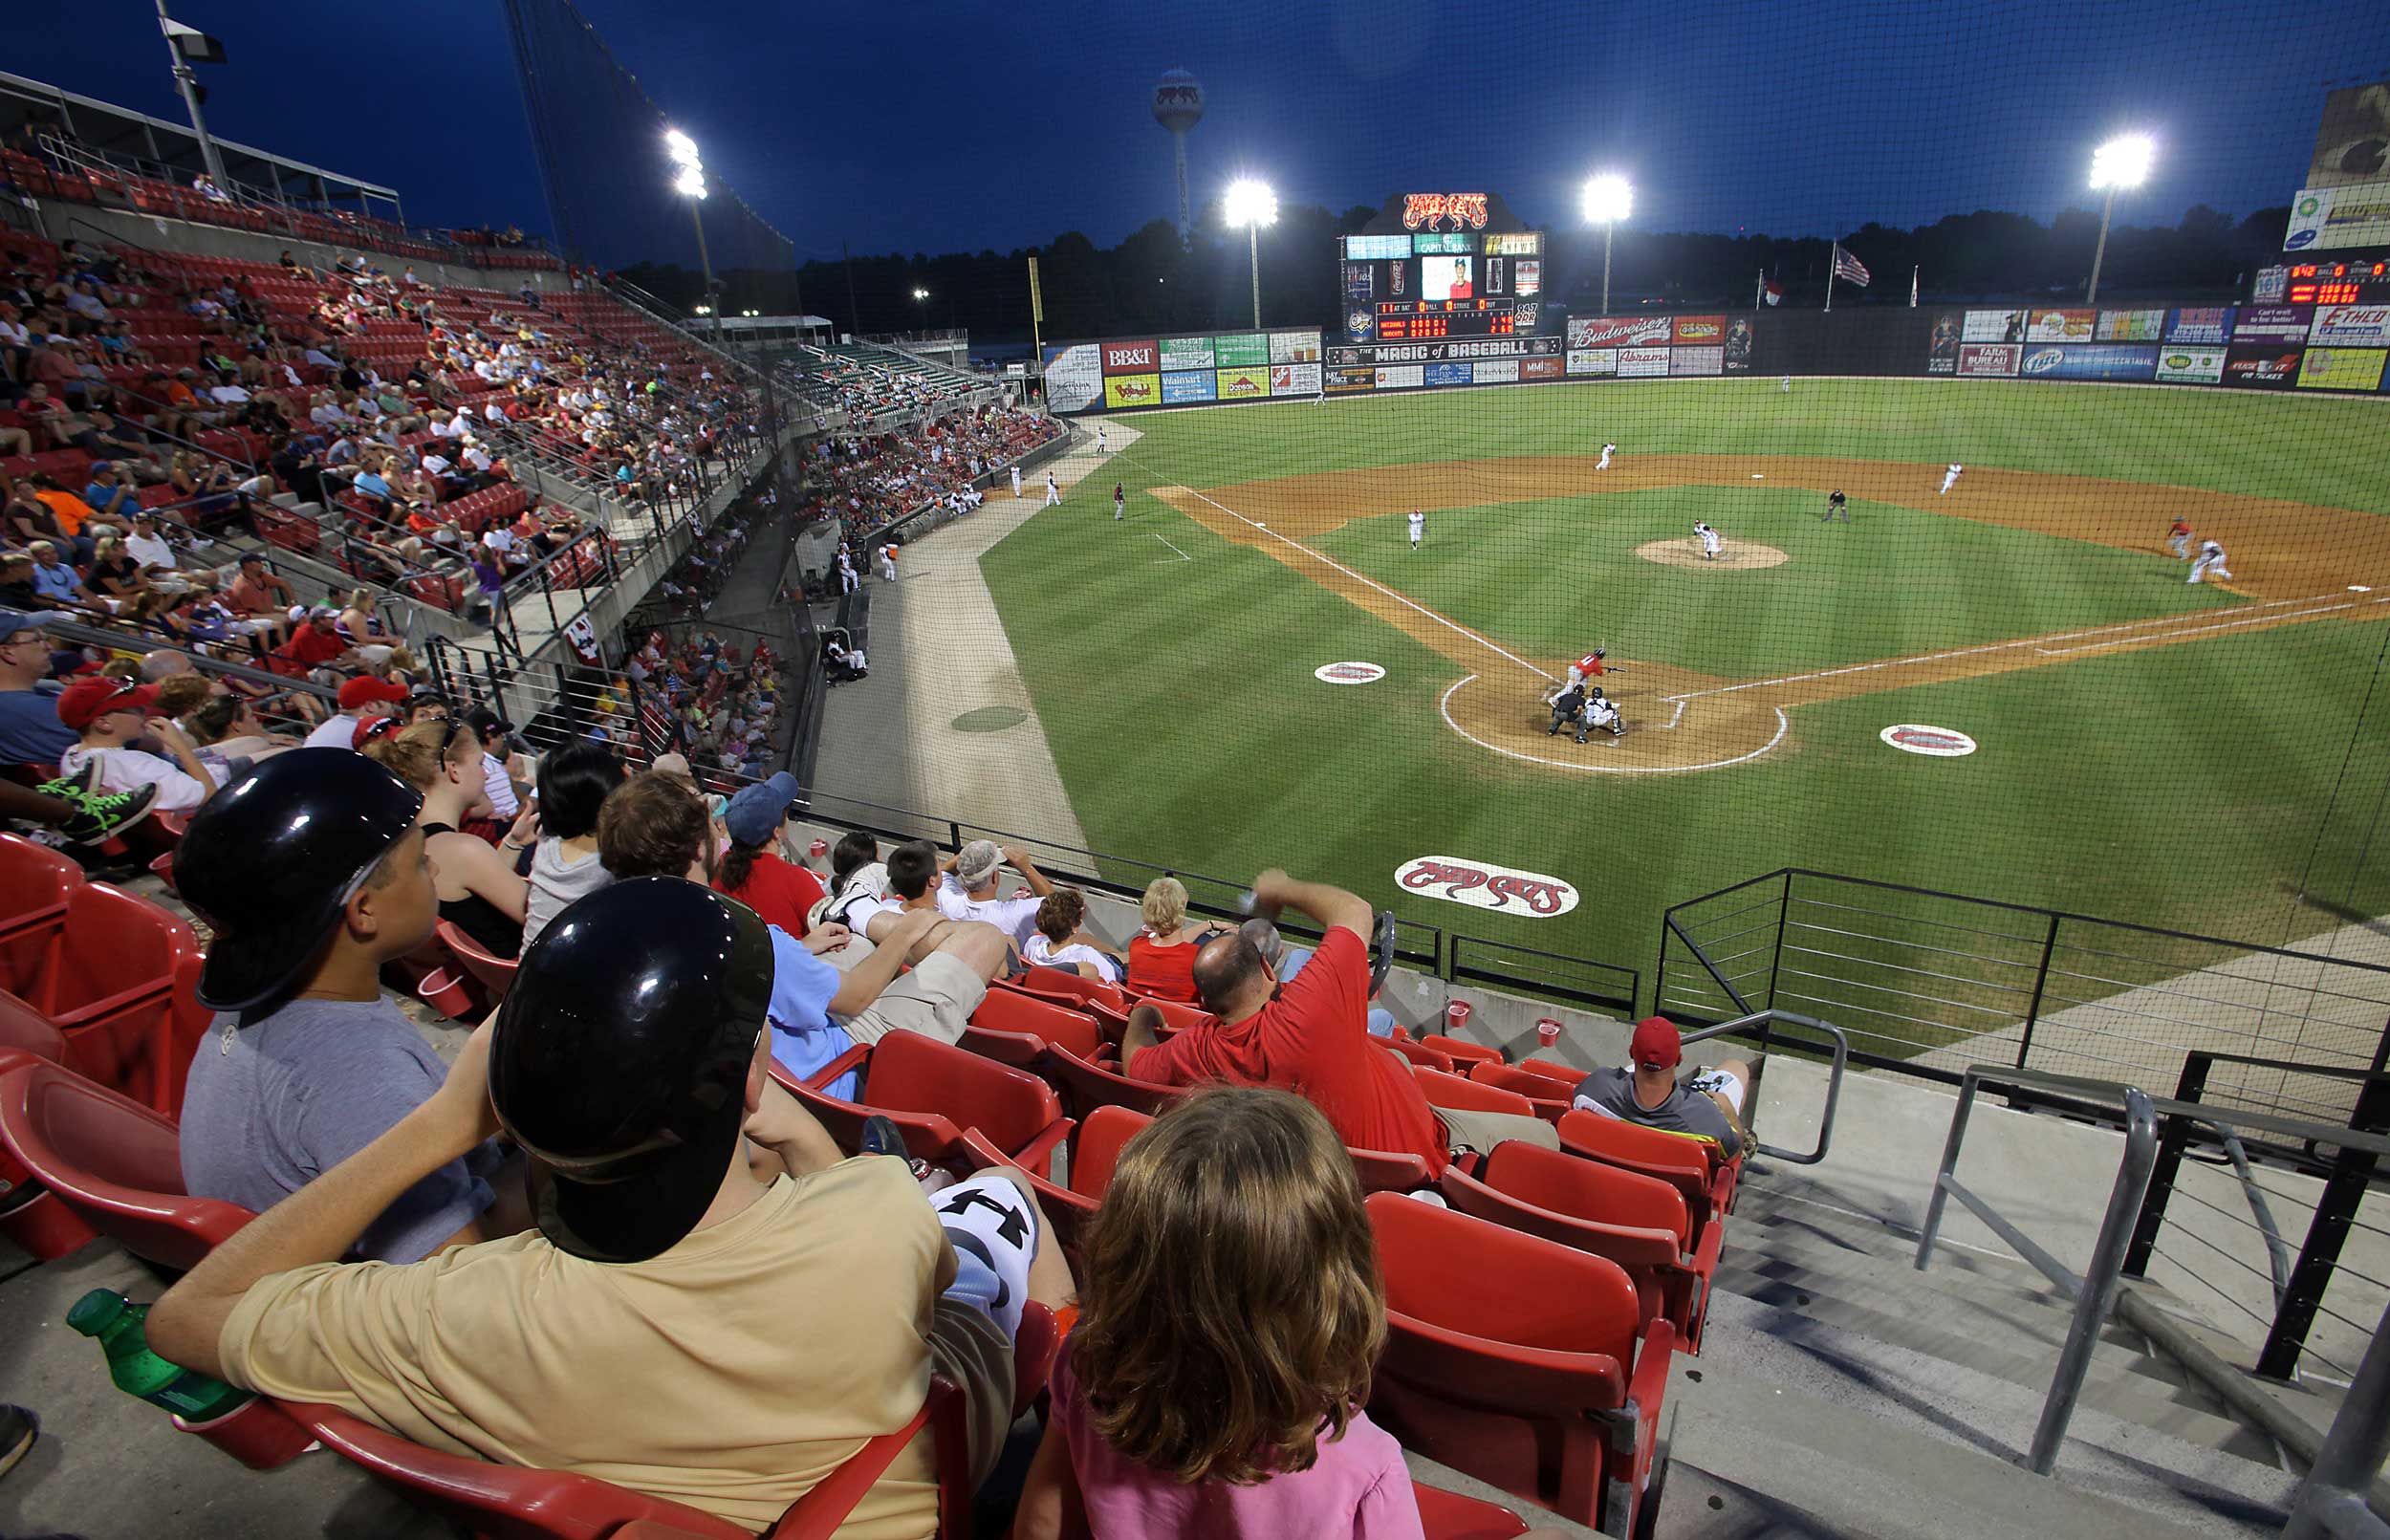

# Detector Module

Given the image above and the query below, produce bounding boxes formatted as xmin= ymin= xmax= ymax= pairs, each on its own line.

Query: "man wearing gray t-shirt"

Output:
xmin=1571 ymin=1016 xmax=1750 ymax=1161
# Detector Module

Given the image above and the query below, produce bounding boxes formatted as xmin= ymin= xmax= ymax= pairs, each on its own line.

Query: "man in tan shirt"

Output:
xmin=151 ymin=878 xmax=1070 ymax=1535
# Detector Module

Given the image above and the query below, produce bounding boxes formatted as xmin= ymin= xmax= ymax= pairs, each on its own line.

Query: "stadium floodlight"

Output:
xmin=912 ymin=286 xmax=930 ymax=302
xmin=664 ymin=136 xmax=720 ymax=343
xmin=2085 ymin=134 xmax=2154 ymax=304
xmin=663 ymin=128 xmax=702 ymax=168
xmin=1224 ymin=177 xmax=1278 ymax=328
xmin=672 ymin=165 xmax=707 ymax=200
xmin=1581 ymin=173 xmax=1633 ymax=315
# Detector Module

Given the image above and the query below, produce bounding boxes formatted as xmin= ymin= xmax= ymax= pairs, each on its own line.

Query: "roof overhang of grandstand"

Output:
xmin=714 ymin=314 xmax=836 ymax=333
xmin=0 ymin=70 xmax=402 ymax=214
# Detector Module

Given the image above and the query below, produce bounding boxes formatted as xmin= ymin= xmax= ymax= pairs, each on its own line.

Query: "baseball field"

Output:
xmin=979 ymin=379 xmax=2390 ymax=1000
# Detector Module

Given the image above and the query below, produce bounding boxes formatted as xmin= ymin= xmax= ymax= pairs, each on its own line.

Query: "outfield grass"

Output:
xmin=982 ymin=380 xmax=2390 ymax=1001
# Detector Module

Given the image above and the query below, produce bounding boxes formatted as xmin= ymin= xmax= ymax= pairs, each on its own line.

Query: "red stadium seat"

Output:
xmin=1383 ymin=1035 xmax=1457 ymax=1074
xmin=0 ymin=1055 xmax=252 ymax=1271
xmin=0 ymin=1007 xmax=99 ymax=1261
xmin=0 ymin=834 xmax=80 ymax=993
xmin=1412 ymin=1482 xmax=1535 ymax=1540
xmin=1556 ymin=1109 xmax=1736 ymax=1248
xmin=436 ymin=918 xmax=520 ymax=1003
xmin=1041 ymin=1042 xmax=1188 ymax=1120
xmin=980 ymin=1103 xmax=1151 ymax=1253
xmin=1412 ymin=1067 xmax=1536 ymax=1119
xmin=1442 ymin=1139 xmax=1717 ymax=1352
xmin=1466 ymin=1060 xmax=1573 ymax=1124
xmin=1347 ymin=1145 xmax=1435 ymax=1194
xmin=1010 ymin=965 xmax=1125 ymax=1013
xmin=968 ymin=987 xmax=1101 ymax=1060
xmin=1366 ymin=1192 xmax=1672 ymax=1535
xmin=1421 ymin=1032 xmax=1503 ymax=1068
xmin=773 ymin=1030 xmax=1071 ymax=1177
xmin=20 ymin=883 xmax=208 ymax=1118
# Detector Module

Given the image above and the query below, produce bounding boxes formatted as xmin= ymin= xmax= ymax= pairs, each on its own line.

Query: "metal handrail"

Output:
xmin=1678 ymin=1009 xmax=1849 ymax=1167
xmin=2285 ymin=1294 xmax=2390 ymax=1538
xmin=1916 ymin=1064 xmax=2161 ymax=1474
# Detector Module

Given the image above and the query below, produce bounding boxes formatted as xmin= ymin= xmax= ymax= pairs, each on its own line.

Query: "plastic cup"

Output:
xmin=1536 ymin=1018 xmax=1562 ymax=1050
xmin=808 ymin=837 xmax=828 ymax=859
xmin=1445 ymin=1000 xmax=1472 ymax=1032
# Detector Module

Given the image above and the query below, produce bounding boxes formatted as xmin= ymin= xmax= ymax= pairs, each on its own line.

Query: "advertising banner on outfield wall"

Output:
xmin=1101 ymin=340 xmax=1159 ymax=376
xmin=2223 ymin=345 xmax=2303 ymax=388
xmin=1619 ymin=346 xmax=1671 ymax=378
xmin=1424 ymin=361 xmax=1472 ymax=387
xmin=1375 ymin=364 xmax=1424 ymax=390
xmin=1159 ymin=337 xmax=1215 ymax=371
xmin=2154 ymin=347 xmax=2227 ymax=384
xmin=1270 ymin=362 xmax=1321 ymax=396
xmin=2285 ymin=182 xmax=2390 ymax=251
xmin=2234 ymin=306 xmax=2314 ymax=344
xmin=1214 ymin=366 xmax=1270 ymax=400
xmin=1041 ymin=343 xmax=1103 ymax=413
xmin=2164 ymin=307 xmax=2237 ymax=345
xmin=1964 ymin=310 xmax=2029 ymax=342
xmin=1102 ymin=373 xmax=1160 ymax=408
xmin=1566 ymin=349 xmax=1618 ymax=376
xmin=1956 ymin=343 xmax=2021 ymax=377
xmin=2097 ymin=309 xmax=2167 ymax=342
xmin=1521 ymin=356 xmax=1564 ymax=380
xmin=1474 ymin=358 xmax=1520 ymax=382
xmin=1270 ymin=330 xmax=1322 ymax=363
xmin=1161 ymin=370 xmax=1217 ymax=403
xmin=1325 ymin=366 xmax=1375 ymax=394
xmin=1725 ymin=317 xmax=1755 ymax=371
xmin=2298 ymin=347 xmax=2389 ymax=390
xmin=1671 ymin=315 xmax=1726 ymax=345
xmin=2026 ymin=309 xmax=2098 ymax=343
xmin=2312 ymin=305 xmax=2390 ymax=346
xmin=1568 ymin=315 xmax=1674 ymax=348
xmin=1927 ymin=312 xmax=1962 ymax=373
xmin=1670 ymin=346 xmax=1725 ymax=376
xmin=1214 ymin=334 xmax=1270 ymax=368
xmin=2017 ymin=344 xmax=2159 ymax=380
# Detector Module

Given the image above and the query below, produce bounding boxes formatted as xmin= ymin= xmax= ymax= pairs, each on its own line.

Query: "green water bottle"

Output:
xmin=66 ymin=1289 xmax=252 ymax=1422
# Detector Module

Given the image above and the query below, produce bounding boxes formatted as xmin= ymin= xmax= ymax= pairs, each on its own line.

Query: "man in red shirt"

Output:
xmin=270 ymin=607 xmax=354 ymax=679
xmin=1121 ymin=871 xmax=1556 ymax=1172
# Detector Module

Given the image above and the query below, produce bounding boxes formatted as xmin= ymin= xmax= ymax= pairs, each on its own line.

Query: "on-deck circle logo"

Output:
xmin=1396 ymin=856 xmax=1578 ymax=917
xmin=1315 ymin=662 xmax=1386 ymax=684
xmin=1880 ymin=724 xmax=1978 ymax=757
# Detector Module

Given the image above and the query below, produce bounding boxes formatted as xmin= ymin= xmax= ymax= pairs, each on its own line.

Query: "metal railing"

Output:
xmin=1658 ymin=868 xmax=2390 ymax=1125
xmin=2285 ymin=1302 xmax=2390 ymax=1539
xmin=1916 ymin=1064 xmax=2162 ymax=1475
xmin=1680 ymin=1009 xmax=1849 ymax=1166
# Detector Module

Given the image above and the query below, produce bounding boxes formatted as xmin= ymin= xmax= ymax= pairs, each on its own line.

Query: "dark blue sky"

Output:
xmin=11 ymin=0 xmax=2388 ymax=258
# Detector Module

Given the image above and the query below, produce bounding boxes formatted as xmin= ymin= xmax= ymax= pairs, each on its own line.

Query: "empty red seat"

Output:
xmin=1366 ymin=1192 xmax=1672 ymax=1535
xmin=1382 ymin=1035 xmax=1456 ymax=1074
xmin=1040 ymin=1042 xmax=1187 ymax=1121
xmin=968 ymin=987 xmax=1100 ymax=1060
xmin=1412 ymin=1067 xmax=1536 ymax=1120
xmin=0 ymin=1055 xmax=251 ymax=1270
xmin=1010 ymin=1103 xmax=1151 ymax=1251
xmin=1442 ymin=1139 xmax=1717 ymax=1351
xmin=1420 ymin=1032 xmax=1502 ymax=1068
xmin=775 ymin=1030 xmax=1071 ymax=1176
xmin=1467 ymin=1060 xmax=1572 ymax=1123
xmin=1347 ymin=1145 xmax=1435 ymax=1194
xmin=0 ymin=834 xmax=80 ymax=994
xmin=19 ymin=882 xmax=207 ymax=1118
xmin=436 ymin=918 xmax=519 ymax=1002
xmin=1011 ymin=965 xmax=1125 ymax=1013
xmin=0 ymin=1002 xmax=99 ymax=1260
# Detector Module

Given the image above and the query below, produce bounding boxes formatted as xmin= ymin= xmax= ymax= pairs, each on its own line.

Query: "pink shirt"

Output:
xmin=1050 ymin=1338 xmax=1424 ymax=1540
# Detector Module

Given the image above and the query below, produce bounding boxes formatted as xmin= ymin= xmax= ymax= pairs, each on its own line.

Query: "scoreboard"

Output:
xmin=1341 ymin=223 xmax=1544 ymax=347
xmin=2283 ymin=259 xmax=2390 ymax=306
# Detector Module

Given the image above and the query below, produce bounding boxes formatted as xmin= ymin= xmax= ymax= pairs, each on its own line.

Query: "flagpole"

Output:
xmin=1825 ymin=242 xmax=1836 ymax=314
xmin=155 ymin=0 xmax=228 ymax=188
xmin=1910 ymin=265 xmax=1919 ymax=307
xmin=1755 ymin=269 xmax=1763 ymax=310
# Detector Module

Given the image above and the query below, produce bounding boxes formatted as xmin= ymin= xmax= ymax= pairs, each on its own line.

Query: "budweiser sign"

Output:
xmin=1395 ymin=856 xmax=1578 ymax=918
xmin=1401 ymin=193 xmax=1490 ymax=231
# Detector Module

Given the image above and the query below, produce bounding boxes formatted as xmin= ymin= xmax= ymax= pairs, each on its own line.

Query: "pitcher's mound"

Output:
xmin=1637 ymin=538 xmax=1790 ymax=571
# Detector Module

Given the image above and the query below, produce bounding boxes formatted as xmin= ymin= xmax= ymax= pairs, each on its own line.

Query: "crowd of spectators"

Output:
xmin=794 ymin=402 xmax=1059 ymax=550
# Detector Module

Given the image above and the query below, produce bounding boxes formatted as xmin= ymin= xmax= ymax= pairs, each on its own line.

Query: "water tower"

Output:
xmin=1151 ymin=70 xmax=1206 ymax=239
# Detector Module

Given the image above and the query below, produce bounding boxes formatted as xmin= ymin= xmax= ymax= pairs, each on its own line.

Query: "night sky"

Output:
xmin=11 ymin=0 xmax=2388 ymax=257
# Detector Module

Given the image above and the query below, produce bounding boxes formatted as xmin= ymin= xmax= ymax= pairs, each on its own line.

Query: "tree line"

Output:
xmin=619 ymin=200 xmax=2292 ymax=352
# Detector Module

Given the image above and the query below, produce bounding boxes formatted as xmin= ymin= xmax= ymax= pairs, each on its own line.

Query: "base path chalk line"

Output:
xmin=1126 ymin=450 xmax=1556 ymax=683
xmin=1148 ymin=531 xmax=1192 ymax=562
xmin=1660 ymin=592 xmax=2378 ymax=706
xmin=1441 ymin=676 xmax=1790 ymax=774
xmin=2031 ymin=596 xmax=2390 ymax=655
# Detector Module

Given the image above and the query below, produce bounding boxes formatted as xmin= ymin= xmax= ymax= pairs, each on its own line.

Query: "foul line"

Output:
xmin=2032 ymin=596 xmax=2390 ymax=654
xmin=1148 ymin=532 xmax=1191 ymax=562
xmin=1660 ymin=593 xmax=2371 ymax=705
xmin=1120 ymin=448 xmax=1556 ymax=682
xmin=1440 ymin=676 xmax=1790 ymax=775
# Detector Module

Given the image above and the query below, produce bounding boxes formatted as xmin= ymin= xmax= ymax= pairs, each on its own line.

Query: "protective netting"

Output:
xmin=501 ymin=0 xmax=793 ymax=277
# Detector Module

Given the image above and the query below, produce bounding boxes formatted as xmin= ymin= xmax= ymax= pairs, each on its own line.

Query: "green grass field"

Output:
xmin=981 ymin=380 xmax=2390 ymax=994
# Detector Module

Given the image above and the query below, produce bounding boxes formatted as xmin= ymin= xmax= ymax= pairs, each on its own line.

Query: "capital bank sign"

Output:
xmin=1402 ymin=193 xmax=1490 ymax=231
xmin=1395 ymin=855 xmax=1578 ymax=918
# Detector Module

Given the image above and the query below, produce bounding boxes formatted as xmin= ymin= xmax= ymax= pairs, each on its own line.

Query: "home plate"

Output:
xmin=1751 ymin=473 xmax=1765 ymax=479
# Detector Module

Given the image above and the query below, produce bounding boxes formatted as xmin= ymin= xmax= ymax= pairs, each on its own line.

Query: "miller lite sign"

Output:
xmin=1395 ymin=855 xmax=1578 ymax=918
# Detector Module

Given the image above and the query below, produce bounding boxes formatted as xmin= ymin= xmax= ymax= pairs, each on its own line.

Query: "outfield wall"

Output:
xmin=1042 ymin=301 xmax=2390 ymax=413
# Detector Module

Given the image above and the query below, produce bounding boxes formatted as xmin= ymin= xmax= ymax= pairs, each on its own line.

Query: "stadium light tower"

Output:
xmin=1581 ymin=173 xmax=1633 ymax=315
xmin=1224 ymin=178 xmax=1277 ymax=329
xmin=2086 ymin=134 xmax=2154 ymax=305
xmin=665 ymin=128 xmax=724 ymax=345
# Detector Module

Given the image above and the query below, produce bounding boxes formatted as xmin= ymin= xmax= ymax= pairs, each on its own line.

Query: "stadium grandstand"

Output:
xmin=6 ymin=4 xmax=2390 ymax=1540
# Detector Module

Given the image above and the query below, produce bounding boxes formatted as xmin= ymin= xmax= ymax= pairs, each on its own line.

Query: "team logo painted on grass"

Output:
xmin=1315 ymin=662 xmax=1386 ymax=684
xmin=1880 ymin=724 xmax=1978 ymax=757
xmin=1396 ymin=856 xmax=1578 ymax=917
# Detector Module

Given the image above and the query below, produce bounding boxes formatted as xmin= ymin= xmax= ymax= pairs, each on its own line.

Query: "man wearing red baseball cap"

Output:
xmin=1570 ymin=1016 xmax=1752 ymax=1160
xmin=56 ymin=676 xmax=222 ymax=813
xmin=302 ymin=673 xmax=407 ymax=749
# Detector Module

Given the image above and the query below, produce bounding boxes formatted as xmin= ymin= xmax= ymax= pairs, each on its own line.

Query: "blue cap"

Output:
xmin=722 ymin=770 xmax=802 ymax=848
xmin=0 ymin=607 xmax=71 ymax=640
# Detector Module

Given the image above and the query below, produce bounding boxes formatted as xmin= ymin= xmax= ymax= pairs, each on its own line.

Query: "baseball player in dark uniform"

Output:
xmin=1822 ymin=488 xmax=1849 ymax=524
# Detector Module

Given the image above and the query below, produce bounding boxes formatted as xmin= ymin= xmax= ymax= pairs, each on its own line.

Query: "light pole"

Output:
xmin=1224 ymin=178 xmax=1277 ymax=330
xmin=1581 ymin=173 xmax=1633 ymax=315
xmin=665 ymin=129 xmax=725 ymax=346
xmin=2086 ymin=134 xmax=2153 ymax=305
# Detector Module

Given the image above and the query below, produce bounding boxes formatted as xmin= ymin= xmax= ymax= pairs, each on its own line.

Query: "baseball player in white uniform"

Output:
xmin=1940 ymin=464 xmax=1964 ymax=495
xmin=1695 ymin=520 xmax=1723 ymax=560
xmin=2187 ymin=538 xmax=2232 ymax=585
xmin=1781 ymin=375 xmax=1792 ymax=393
xmin=1597 ymin=442 xmax=1616 ymax=471
xmin=1097 ymin=423 xmax=1108 ymax=452
xmin=1043 ymin=471 xmax=1062 ymax=507
xmin=1407 ymin=510 xmax=1424 ymax=551
xmin=1010 ymin=464 xmax=1023 ymax=498
xmin=1582 ymin=689 xmax=1623 ymax=740
xmin=878 ymin=543 xmax=898 ymax=582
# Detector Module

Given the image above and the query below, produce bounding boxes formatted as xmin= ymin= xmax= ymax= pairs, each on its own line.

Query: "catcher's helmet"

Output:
xmin=1592 ymin=687 xmax=1605 ymax=698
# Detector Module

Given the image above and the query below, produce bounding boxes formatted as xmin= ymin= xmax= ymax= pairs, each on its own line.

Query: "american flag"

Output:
xmin=1832 ymin=246 xmax=1872 ymax=287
